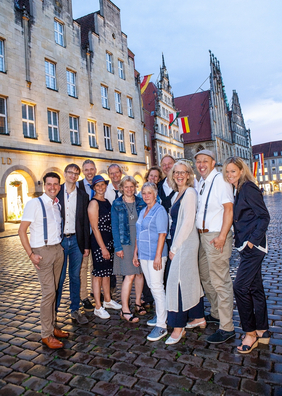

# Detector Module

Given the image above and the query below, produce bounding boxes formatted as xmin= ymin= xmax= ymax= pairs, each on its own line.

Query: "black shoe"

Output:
xmin=207 ymin=329 xmax=235 ymax=344
xmin=205 ymin=314 xmax=220 ymax=324
xmin=81 ymin=298 xmax=94 ymax=311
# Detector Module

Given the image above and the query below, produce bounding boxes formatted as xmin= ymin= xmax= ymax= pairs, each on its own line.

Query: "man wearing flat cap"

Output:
xmin=195 ymin=150 xmax=235 ymax=344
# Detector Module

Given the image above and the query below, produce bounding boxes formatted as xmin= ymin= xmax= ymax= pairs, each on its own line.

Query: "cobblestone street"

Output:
xmin=0 ymin=193 xmax=281 ymax=396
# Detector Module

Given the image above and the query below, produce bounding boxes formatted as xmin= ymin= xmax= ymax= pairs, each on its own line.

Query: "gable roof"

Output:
xmin=174 ymin=91 xmax=211 ymax=143
xmin=252 ymin=141 xmax=282 ymax=157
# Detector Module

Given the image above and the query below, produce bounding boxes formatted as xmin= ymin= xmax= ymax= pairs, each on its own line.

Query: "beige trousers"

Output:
xmin=33 ymin=244 xmax=64 ymax=338
xmin=80 ymin=250 xmax=93 ymax=301
xmin=198 ymin=230 xmax=234 ymax=332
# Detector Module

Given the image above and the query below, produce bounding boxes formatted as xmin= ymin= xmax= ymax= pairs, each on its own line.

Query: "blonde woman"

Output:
xmin=165 ymin=160 xmax=205 ymax=345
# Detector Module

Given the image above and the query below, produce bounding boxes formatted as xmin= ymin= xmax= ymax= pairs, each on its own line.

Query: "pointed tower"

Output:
xmin=230 ymin=90 xmax=252 ymax=168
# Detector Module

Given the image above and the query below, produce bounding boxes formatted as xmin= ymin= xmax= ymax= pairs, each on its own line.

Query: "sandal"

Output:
xmin=237 ymin=336 xmax=259 ymax=354
xmin=135 ymin=304 xmax=147 ymax=316
xmin=256 ymin=330 xmax=270 ymax=345
xmin=120 ymin=310 xmax=139 ymax=323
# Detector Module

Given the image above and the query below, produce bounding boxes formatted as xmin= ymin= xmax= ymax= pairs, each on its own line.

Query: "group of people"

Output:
xmin=18 ymin=150 xmax=270 ymax=354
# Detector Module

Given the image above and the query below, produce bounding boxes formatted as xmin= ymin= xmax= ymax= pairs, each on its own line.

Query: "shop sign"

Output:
xmin=1 ymin=157 xmax=12 ymax=165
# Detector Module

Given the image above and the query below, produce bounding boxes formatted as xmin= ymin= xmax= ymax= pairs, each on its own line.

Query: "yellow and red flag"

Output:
xmin=178 ymin=116 xmax=190 ymax=134
xmin=140 ymin=74 xmax=153 ymax=95
xmin=253 ymin=161 xmax=258 ymax=178
xmin=259 ymin=153 xmax=265 ymax=176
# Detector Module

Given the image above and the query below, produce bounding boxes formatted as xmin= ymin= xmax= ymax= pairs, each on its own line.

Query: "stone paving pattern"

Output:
xmin=0 ymin=193 xmax=282 ymax=396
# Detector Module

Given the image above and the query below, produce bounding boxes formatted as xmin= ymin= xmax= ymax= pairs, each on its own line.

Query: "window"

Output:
xmin=272 ymin=159 xmax=275 ymax=164
xmin=67 ymin=70 xmax=76 ymax=97
xmin=162 ymin=107 xmax=165 ymax=118
xmin=144 ymin=134 xmax=148 ymax=146
xmin=177 ymin=152 xmax=180 ymax=158
xmin=88 ymin=120 xmax=98 ymax=148
xmin=45 ymin=60 xmax=56 ymax=90
xmin=159 ymin=146 xmax=163 ymax=164
xmin=164 ymin=125 xmax=168 ymax=136
xmin=47 ymin=110 xmax=60 ymax=142
xmin=168 ymin=149 xmax=172 ymax=155
xmin=104 ymin=124 xmax=112 ymax=150
xmin=0 ymin=97 xmax=7 ymax=135
xmin=101 ymin=85 xmax=109 ymax=109
xmin=54 ymin=20 xmax=64 ymax=46
xmin=279 ymin=166 xmax=282 ymax=172
xmin=117 ymin=128 xmax=125 ymax=152
xmin=274 ymin=152 xmax=278 ymax=156
xmin=0 ymin=39 xmax=4 ymax=72
xmin=265 ymin=168 xmax=268 ymax=173
xmin=146 ymin=155 xmax=150 ymax=169
xmin=259 ymin=176 xmax=263 ymax=182
xmin=69 ymin=115 xmax=80 ymax=145
xmin=118 ymin=60 xmax=124 ymax=79
xmin=273 ymin=174 xmax=277 ymax=180
xmin=264 ymin=175 xmax=269 ymax=181
xmin=160 ymin=124 xmax=164 ymax=134
xmin=106 ymin=52 xmax=113 ymax=73
xmin=272 ymin=167 xmax=276 ymax=173
xmin=129 ymin=131 xmax=137 ymax=154
xmin=164 ymin=148 xmax=167 ymax=155
xmin=127 ymin=97 xmax=133 ymax=117
xmin=254 ymin=154 xmax=259 ymax=159
xmin=22 ymin=103 xmax=36 ymax=138
xmin=115 ymin=91 xmax=122 ymax=114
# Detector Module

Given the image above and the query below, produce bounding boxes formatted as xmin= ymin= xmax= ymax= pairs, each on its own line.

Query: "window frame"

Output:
xmin=54 ymin=20 xmax=64 ymax=47
xmin=88 ymin=120 xmax=98 ymax=148
xmin=103 ymin=124 xmax=112 ymax=151
xmin=129 ymin=131 xmax=137 ymax=155
xmin=22 ymin=103 xmax=36 ymax=139
xmin=127 ymin=96 xmax=133 ymax=118
xmin=69 ymin=115 xmax=80 ymax=145
xmin=118 ymin=59 xmax=125 ymax=79
xmin=47 ymin=109 xmax=60 ymax=142
xmin=117 ymin=128 xmax=126 ymax=153
xmin=45 ymin=60 xmax=57 ymax=90
xmin=0 ymin=39 xmax=5 ymax=73
xmin=115 ymin=91 xmax=122 ymax=114
xmin=66 ymin=69 xmax=77 ymax=98
xmin=101 ymin=85 xmax=109 ymax=109
xmin=106 ymin=52 xmax=113 ymax=73
xmin=0 ymin=96 xmax=8 ymax=135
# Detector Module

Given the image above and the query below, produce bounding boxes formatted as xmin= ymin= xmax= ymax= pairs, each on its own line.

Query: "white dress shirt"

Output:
xmin=63 ymin=185 xmax=77 ymax=234
xmin=21 ymin=193 xmax=62 ymax=248
xmin=196 ymin=168 xmax=234 ymax=232
xmin=104 ymin=183 xmax=121 ymax=204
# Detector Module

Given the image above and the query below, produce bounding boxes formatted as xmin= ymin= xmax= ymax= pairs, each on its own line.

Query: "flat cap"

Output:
xmin=194 ymin=149 xmax=216 ymax=160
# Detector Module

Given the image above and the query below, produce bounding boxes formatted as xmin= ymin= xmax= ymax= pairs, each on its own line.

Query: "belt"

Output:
xmin=64 ymin=233 xmax=76 ymax=238
xmin=198 ymin=229 xmax=209 ymax=234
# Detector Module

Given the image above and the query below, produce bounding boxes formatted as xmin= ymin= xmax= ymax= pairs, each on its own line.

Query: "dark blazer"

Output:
xmin=233 ymin=181 xmax=270 ymax=248
xmin=57 ymin=185 xmax=90 ymax=254
xmin=78 ymin=179 xmax=87 ymax=194
xmin=157 ymin=178 xmax=175 ymax=213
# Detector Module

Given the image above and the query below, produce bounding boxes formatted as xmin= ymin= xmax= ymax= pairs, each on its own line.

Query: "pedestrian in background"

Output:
xmin=223 ymin=156 xmax=270 ymax=353
xmin=111 ymin=176 xmax=146 ymax=322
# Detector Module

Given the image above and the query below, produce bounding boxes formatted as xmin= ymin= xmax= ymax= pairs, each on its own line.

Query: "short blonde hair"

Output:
xmin=168 ymin=160 xmax=195 ymax=191
xmin=119 ymin=175 xmax=137 ymax=195
xmin=223 ymin=156 xmax=256 ymax=191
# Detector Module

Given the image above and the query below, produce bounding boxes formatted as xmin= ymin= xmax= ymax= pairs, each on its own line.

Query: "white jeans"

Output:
xmin=140 ymin=257 xmax=167 ymax=328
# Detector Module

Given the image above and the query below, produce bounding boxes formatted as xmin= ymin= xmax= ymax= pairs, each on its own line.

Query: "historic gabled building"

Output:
xmin=253 ymin=141 xmax=282 ymax=192
xmin=175 ymin=51 xmax=251 ymax=171
xmin=142 ymin=55 xmax=184 ymax=166
xmin=0 ymin=0 xmax=146 ymax=231
xmin=229 ymin=90 xmax=252 ymax=168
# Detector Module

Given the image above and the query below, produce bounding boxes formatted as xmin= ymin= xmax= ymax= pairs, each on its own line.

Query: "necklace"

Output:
xmin=124 ymin=200 xmax=136 ymax=220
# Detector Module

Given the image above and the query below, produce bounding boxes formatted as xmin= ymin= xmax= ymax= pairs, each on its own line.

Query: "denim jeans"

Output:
xmin=56 ymin=235 xmax=83 ymax=313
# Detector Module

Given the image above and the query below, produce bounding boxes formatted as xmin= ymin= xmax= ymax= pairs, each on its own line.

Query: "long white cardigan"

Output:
xmin=166 ymin=187 xmax=204 ymax=312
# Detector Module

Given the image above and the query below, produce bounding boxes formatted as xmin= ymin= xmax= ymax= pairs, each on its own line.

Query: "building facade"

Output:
xmin=175 ymin=51 xmax=251 ymax=171
xmin=0 ymin=0 xmax=146 ymax=230
xmin=253 ymin=141 xmax=282 ymax=192
xmin=142 ymin=55 xmax=184 ymax=167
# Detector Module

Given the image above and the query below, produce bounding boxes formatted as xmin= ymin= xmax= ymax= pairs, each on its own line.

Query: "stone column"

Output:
xmin=0 ymin=194 xmax=6 ymax=232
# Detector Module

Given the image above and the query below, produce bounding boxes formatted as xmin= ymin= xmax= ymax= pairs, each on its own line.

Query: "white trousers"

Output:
xmin=140 ymin=257 xmax=167 ymax=328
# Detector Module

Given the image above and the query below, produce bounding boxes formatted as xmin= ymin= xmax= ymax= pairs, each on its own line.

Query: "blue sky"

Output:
xmin=72 ymin=0 xmax=282 ymax=145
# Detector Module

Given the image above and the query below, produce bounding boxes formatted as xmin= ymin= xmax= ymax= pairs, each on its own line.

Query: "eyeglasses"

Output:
xmin=199 ymin=182 xmax=205 ymax=195
xmin=66 ymin=171 xmax=80 ymax=177
xmin=173 ymin=171 xmax=188 ymax=176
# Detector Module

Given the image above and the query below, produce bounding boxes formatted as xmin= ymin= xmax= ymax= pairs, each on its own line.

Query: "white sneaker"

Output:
xmin=94 ymin=307 xmax=110 ymax=319
xmin=103 ymin=300 xmax=122 ymax=310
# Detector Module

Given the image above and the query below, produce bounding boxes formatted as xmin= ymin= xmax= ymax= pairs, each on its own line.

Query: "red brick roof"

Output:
xmin=174 ymin=91 xmax=211 ymax=144
xmin=252 ymin=141 xmax=282 ymax=157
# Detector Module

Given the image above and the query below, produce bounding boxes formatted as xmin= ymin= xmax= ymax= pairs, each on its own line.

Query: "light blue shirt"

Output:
xmin=136 ymin=203 xmax=168 ymax=260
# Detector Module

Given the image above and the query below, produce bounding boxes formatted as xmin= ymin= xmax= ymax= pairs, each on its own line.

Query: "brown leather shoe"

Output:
xmin=42 ymin=335 xmax=63 ymax=349
xmin=54 ymin=328 xmax=69 ymax=339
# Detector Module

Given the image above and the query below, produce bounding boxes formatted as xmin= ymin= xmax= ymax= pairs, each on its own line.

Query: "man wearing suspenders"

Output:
xmin=18 ymin=172 xmax=69 ymax=349
xmin=195 ymin=150 xmax=235 ymax=344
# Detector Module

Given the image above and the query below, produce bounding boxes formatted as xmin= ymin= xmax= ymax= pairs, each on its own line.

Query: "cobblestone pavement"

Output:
xmin=0 ymin=193 xmax=281 ymax=396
